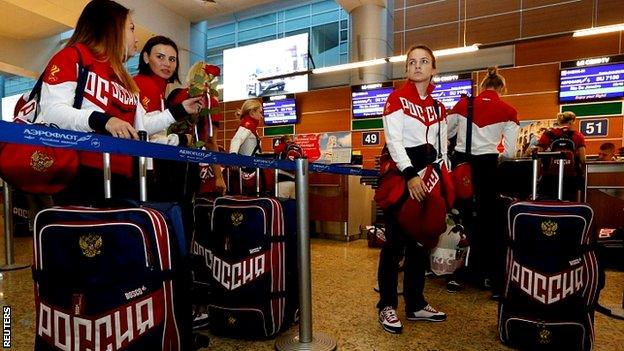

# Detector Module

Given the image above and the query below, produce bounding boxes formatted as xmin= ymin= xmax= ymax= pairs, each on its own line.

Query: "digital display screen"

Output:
xmin=351 ymin=82 xmax=393 ymax=119
xmin=559 ymin=61 xmax=624 ymax=103
xmin=262 ymin=94 xmax=297 ymax=126
xmin=223 ymin=33 xmax=309 ymax=102
xmin=431 ymin=79 xmax=473 ymax=110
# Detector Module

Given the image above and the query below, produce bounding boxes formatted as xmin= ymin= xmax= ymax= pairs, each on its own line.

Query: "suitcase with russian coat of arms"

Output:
xmin=191 ymin=195 xmax=298 ymax=338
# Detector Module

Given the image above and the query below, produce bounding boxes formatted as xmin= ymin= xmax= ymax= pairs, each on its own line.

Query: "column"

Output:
xmin=346 ymin=1 xmax=394 ymax=84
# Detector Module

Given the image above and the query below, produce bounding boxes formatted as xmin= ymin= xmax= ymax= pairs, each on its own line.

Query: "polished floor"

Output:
xmin=1 ymin=234 xmax=623 ymax=350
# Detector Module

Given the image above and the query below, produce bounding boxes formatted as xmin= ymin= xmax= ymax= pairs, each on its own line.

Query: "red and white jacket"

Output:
xmin=383 ymin=81 xmax=447 ymax=180
xmin=446 ymin=90 xmax=519 ymax=158
xmin=229 ymin=115 xmax=260 ymax=156
xmin=39 ymin=44 xmax=179 ymax=176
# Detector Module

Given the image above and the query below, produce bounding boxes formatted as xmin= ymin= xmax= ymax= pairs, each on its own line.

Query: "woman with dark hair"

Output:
xmin=38 ymin=0 xmax=203 ymax=204
xmin=446 ymin=66 xmax=519 ymax=296
xmin=377 ymin=44 xmax=448 ymax=335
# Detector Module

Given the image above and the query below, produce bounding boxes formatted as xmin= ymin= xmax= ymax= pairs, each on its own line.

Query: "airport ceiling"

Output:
xmin=0 ymin=0 xmax=295 ymax=40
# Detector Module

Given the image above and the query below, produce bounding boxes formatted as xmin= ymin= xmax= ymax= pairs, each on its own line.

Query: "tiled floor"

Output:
xmin=1 ymin=236 xmax=623 ymax=350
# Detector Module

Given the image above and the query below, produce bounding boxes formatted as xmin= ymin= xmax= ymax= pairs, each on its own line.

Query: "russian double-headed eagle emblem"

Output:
xmin=79 ymin=234 xmax=103 ymax=258
xmin=30 ymin=151 xmax=54 ymax=172
xmin=541 ymin=220 xmax=558 ymax=237
xmin=231 ymin=212 xmax=243 ymax=226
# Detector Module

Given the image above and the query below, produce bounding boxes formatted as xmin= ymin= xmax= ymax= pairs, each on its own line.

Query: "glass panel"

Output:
xmin=285 ymin=17 xmax=310 ymax=31
xmin=340 ymin=19 xmax=348 ymax=30
xmin=239 ymin=13 xmax=276 ymax=31
xmin=207 ymin=23 xmax=236 ymax=38
xmin=239 ymin=34 xmax=279 ymax=47
xmin=239 ymin=27 xmax=276 ymax=42
xmin=340 ymin=30 xmax=347 ymax=41
xmin=207 ymin=33 xmax=235 ymax=48
xmin=311 ymin=22 xmax=339 ymax=68
xmin=4 ymin=76 xmax=36 ymax=96
xmin=285 ymin=5 xmax=309 ymax=20
xmin=312 ymin=10 xmax=338 ymax=26
xmin=125 ymin=55 xmax=140 ymax=76
xmin=312 ymin=0 xmax=337 ymax=13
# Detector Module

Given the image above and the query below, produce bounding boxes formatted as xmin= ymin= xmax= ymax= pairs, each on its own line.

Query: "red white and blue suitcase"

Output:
xmin=498 ymin=153 xmax=601 ymax=351
xmin=32 ymin=150 xmax=192 ymax=351
xmin=191 ymin=195 xmax=298 ymax=338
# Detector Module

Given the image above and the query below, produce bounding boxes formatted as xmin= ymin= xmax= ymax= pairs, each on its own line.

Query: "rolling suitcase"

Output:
xmin=498 ymin=152 xmax=601 ymax=351
xmin=191 ymin=192 xmax=299 ymax=339
xmin=207 ymin=196 xmax=298 ymax=338
xmin=32 ymin=151 xmax=193 ymax=351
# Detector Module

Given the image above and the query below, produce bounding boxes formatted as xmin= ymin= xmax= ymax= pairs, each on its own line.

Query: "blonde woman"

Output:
xmin=229 ymin=99 xmax=263 ymax=156
xmin=535 ymin=111 xmax=586 ymax=201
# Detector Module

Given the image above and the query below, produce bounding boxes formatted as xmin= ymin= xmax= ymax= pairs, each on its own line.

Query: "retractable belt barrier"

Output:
xmin=0 ymin=121 xmax=379 ymax=177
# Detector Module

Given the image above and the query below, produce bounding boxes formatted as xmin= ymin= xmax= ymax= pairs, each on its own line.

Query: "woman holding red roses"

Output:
xmin=39 ymin=1 xmax=201 ymax=205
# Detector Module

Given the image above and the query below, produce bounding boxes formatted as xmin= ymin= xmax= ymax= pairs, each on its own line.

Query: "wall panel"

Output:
xmin=597 ymin=0 xmax=624 ymax=25
xmin=514 ymin=34 xmax=621 ymax=66
xmin=403 ymin=23 xmax=460 ymax=51
xmin=465 ymin=0 xmax=520 ymax=18
xmin=501 ymin=92 xmax=560 ymax=120
xmin=522 ymin=0 xmax=593 ymax=38
xmin=465 ymin=12 xmax=520 ymax=45
xmin=404 ymin=0 xmax=459 ymax=30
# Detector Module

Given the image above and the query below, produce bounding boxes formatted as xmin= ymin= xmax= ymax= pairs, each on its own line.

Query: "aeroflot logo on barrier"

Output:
xmin=178 ymin=149 xmax=209 ymax=162
xmin=23 ymin=128 xmax=93 ymax=148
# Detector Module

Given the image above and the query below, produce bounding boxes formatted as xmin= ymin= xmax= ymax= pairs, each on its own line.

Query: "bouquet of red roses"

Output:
xmin=167 ymin=62 xmax=221 ymax=148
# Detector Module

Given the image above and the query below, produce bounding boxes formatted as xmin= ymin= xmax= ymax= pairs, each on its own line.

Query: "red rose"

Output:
xmin=203 ymin=65 xmax=220 ymax=77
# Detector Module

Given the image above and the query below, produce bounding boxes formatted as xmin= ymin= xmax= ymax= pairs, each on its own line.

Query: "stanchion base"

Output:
xmin=0 ymin=263 xmax=30 ymax=272
xmin=275 ymin=331 xmax=337 ymax=351
xmin=604 ymin=305 xmax=624 ymax=319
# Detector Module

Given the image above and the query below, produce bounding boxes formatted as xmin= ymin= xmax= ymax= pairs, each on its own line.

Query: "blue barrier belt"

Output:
xmin=0 ymin=121 xmax=379 ymax=177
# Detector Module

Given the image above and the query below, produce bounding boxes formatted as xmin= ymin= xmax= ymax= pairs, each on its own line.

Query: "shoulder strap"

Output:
xmin=433 ymin=99 xmax=442 ymax=159
xmin=464 ymin=94 xmax=473 ymax=155
xmin=71 ymin=46 xmax=89 ymax=109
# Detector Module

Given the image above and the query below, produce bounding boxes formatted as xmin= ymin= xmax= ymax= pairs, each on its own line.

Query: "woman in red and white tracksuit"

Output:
xmin=38 ymin=1 xmax=203 ymax=205
xmin=229 ymin=99 xmax=263 ymax=156
xmin=377 ymin=45 xmax=448 ymax=335
xmin=446 ymin=67 xmax=519 ymax=296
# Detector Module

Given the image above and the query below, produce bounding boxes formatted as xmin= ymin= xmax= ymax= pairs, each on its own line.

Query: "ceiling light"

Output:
xmin=573 ymin=23 xmax=624 ymax=37
xmin=388 ymin=44 xmax=479 ymax=63
xmin=312 ymin=58 xmax=387 ymax=74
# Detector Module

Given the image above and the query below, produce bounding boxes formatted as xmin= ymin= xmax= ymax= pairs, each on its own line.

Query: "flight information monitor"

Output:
xmin=559 ymin=56 xmax=624 ymax=103
xmin=432 ymin=74 xmax=473 ymax=110
xmin=262 ymin=94 xmax=298 ymax=126
xmin=351 ymin=82 xmax=394 ymax=119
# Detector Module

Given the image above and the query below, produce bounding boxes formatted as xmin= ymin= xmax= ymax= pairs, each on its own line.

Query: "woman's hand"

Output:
xmin=407 ymin=176 xmax=427 ymax=202
xmin=105 ymin=117 xmax=139 ymax=139
xmin=181 ymin=96 xmax=205 ymax=115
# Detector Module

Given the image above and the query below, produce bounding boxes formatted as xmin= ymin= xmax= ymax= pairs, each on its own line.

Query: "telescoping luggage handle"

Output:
xmin=531 ymin=151 xmax=566 ymax=201
xmin=103 ymin=131 xmax=149 ymax=201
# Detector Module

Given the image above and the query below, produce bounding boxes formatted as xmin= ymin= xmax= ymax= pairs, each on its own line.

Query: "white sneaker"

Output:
xmin=192 ymin=312 xmax=210 ymax=330
xmin=406 ymin=304 xmax=447 ymax=322
xmin=378 ymin=306 xmax=403 ymax=333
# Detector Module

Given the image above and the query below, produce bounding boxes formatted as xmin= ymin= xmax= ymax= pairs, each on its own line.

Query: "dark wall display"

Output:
xmin=262 ymin=94 xmax=298 ymax=126
xmin=559 ymin=55 xmax=624 ymax=103
xmin=431 ymin=73 xmax=473 ymax=110
xmin=351 ymin=82 xmax=394 ymax=119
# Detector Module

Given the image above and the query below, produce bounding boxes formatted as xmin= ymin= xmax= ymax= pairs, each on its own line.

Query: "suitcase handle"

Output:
xmin=103 ymin=130 xmax=148 ymax=201
xmin=531 ymin=151 xmax=567 ymax=200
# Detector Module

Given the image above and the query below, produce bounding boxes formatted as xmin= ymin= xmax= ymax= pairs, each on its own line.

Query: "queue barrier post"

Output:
xmin=1 ymin=180 xmax=30 ymax=272
xmin=275 ymin=157 xmax=337 ymax=351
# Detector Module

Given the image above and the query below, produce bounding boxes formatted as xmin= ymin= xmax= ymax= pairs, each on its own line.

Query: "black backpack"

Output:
xmin=544 ymin=128 xmax=577 ymax=176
